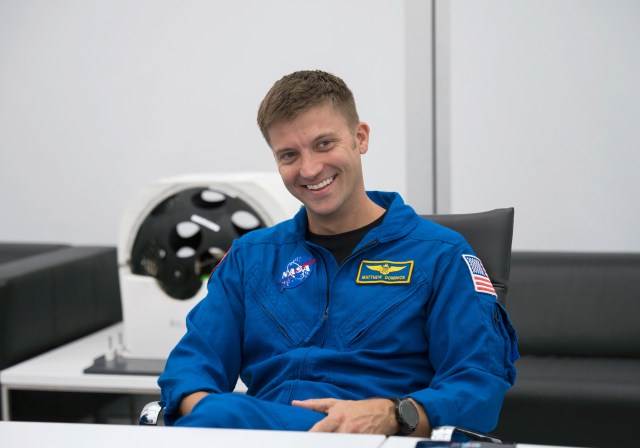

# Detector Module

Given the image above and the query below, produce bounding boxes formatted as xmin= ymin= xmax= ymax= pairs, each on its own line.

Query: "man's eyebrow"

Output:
xmin=312 ymin=132 xmax=338 ymax=144
xmin=273 ymin=146 xmax=295 ymax=156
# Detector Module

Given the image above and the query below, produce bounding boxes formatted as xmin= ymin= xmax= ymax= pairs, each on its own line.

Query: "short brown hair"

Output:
xmin=257 ymin=70 xmax=360 ymax=145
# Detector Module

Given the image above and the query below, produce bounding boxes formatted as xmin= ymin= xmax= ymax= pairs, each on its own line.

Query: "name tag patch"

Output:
xmin=356 ymin=260 xmax=414 ymax=284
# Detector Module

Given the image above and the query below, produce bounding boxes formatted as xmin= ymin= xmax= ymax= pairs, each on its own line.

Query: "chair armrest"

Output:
xmin=140 ymin=401 xmax=166 ymax=426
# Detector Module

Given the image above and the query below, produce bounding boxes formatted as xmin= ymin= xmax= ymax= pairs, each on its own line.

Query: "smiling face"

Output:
xmin=268 ymin=103 xmax=381 ymax=235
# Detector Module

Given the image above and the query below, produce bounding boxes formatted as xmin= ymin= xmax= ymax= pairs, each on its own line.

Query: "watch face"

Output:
xmin=399 ymin=399 xmax=419 ymax=429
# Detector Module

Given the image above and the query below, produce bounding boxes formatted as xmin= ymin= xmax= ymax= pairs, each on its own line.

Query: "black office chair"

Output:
xmin=140 ymin=207 xmax=515 ymax=441
xmin=423 ymin=207 xmax=514 ymax=306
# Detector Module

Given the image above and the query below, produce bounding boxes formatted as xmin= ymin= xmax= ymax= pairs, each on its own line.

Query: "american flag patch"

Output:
xmin=462 ymin=254 xmax=497 ymax=297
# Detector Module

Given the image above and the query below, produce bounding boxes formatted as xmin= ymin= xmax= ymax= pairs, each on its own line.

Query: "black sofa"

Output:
xmin=0 ymin=242 xmax=124 ymax=421
xmin=0 ymin=243 xmax=123 ymax=372
xmin=496 ymin=252 xmax=640 ymax=448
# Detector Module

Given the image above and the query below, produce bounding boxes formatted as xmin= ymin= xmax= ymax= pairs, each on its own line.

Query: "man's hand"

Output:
xmin=292 ymin=397 xmax=431 ymax=436
xmin=292 ymin=398 xmax=398 ymax=435
xmin=179 ymin=391 xmax=210 ymax=416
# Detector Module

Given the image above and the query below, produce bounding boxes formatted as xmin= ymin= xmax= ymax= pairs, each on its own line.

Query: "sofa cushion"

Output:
xmin=510 ymin=355 xmax=640 ymax=404
xmin=507 ymin=252 xmax=640 ymax=357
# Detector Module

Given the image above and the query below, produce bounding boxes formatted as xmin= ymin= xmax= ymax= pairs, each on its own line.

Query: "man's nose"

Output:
xmin=299 ymin=152 xmax=323 ymax=179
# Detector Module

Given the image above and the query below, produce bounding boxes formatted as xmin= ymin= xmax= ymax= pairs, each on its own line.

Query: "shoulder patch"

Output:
xmin=206 ymin=248 xmax=231 ymax=285
xmin=462 ymin=254 xmax=497 ymax=297
xmin=357 ymin=260 xmax=414 ymax=284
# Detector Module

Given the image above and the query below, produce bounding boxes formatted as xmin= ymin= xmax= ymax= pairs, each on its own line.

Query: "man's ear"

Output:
xmin=355 ymin=122 xmax=370 ymax=154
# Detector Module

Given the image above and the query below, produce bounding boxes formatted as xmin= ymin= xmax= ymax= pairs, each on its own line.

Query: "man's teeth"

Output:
xmin=307 ymin=176 xmax=335 ymax=190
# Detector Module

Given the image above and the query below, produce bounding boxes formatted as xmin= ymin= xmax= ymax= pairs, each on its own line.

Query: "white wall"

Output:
xmin=440 ymin=0 xmax=640 ymax=252
xmin=0 ymin=0 xmax=417 ymax=245
xmin=8 ymin=1 xmax=634 ymax=253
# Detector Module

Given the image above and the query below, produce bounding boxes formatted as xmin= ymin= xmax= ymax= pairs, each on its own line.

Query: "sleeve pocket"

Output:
xmin=493 ymin=302 xmax=519 ymax=384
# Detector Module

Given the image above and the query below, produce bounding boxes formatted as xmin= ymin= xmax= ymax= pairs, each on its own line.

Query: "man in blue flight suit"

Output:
xmin=158 ymin=70 xmax=518 ymax=437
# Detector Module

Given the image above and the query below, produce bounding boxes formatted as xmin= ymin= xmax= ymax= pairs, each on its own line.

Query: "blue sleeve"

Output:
xmin=410 ymin=243 xmax=519 ymax=432
xmin=158 ymin=244 xmax=245 ymax=425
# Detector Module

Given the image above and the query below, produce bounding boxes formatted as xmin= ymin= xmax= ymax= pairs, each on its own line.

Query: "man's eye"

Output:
xmin=318 ymin=140 xmax=333 ymax=149
xmin=279 ymin=151 xmax=296 ymax=161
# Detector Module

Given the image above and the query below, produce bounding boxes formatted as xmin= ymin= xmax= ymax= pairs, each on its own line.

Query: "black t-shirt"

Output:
xmin=307 ymin=211 xmax=387 ymax=265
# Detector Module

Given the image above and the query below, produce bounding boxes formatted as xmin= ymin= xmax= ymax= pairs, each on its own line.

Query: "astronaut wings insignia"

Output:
xmin=367 ymin=263 xmax=406 ymax=275
xmin=357 ymin=260 xmax=414 ymax=284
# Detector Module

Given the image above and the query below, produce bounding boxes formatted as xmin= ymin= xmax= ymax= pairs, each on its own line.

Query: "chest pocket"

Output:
xmin=246 ymin=266 xmax=323 ymax=346
xmin=336 ymin=270 xmax=428 ymax=348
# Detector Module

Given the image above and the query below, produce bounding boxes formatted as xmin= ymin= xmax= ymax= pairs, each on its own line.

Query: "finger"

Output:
xmin=308 ymin=416 xmax=341 ymax=433
xmin=291 ymin=398 xmax=336 ymax=413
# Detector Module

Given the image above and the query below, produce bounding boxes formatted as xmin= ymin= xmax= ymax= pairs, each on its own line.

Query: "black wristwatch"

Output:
xmin=387 ymin=397 xmax=419 ymax=435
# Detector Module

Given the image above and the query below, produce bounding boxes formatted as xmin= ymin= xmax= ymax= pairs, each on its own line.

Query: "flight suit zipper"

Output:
xmin=248 ymin=280 xmax=293 ymax=343
xmin=319 ymin=239 xmax=379 ymax=344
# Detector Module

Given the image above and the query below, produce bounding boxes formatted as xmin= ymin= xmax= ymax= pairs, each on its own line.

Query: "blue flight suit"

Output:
xmin=158 ymin=191 xmax=518 ymax=431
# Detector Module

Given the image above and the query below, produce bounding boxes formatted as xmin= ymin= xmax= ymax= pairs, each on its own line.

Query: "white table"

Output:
xmin=0 ymin=322 xmax=247 ymax=421
xmin=0 ymin=421 xmax=386 ymax=448
xmin=382 ymin=435 xmax=577 ymax=448
xmin=0 ymin=421 xmax=583 ymax=448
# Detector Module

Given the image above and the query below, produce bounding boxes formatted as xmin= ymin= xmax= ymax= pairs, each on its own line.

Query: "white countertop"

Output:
xmin=0 ymin=421 xmax=386 ymax=448
xmin=0 ymin=323 xmax=158 ymax=394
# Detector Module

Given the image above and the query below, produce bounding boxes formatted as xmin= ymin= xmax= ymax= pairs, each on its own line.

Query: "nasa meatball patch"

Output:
xmin=279 ymin=255 xmax=316 ymax=290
